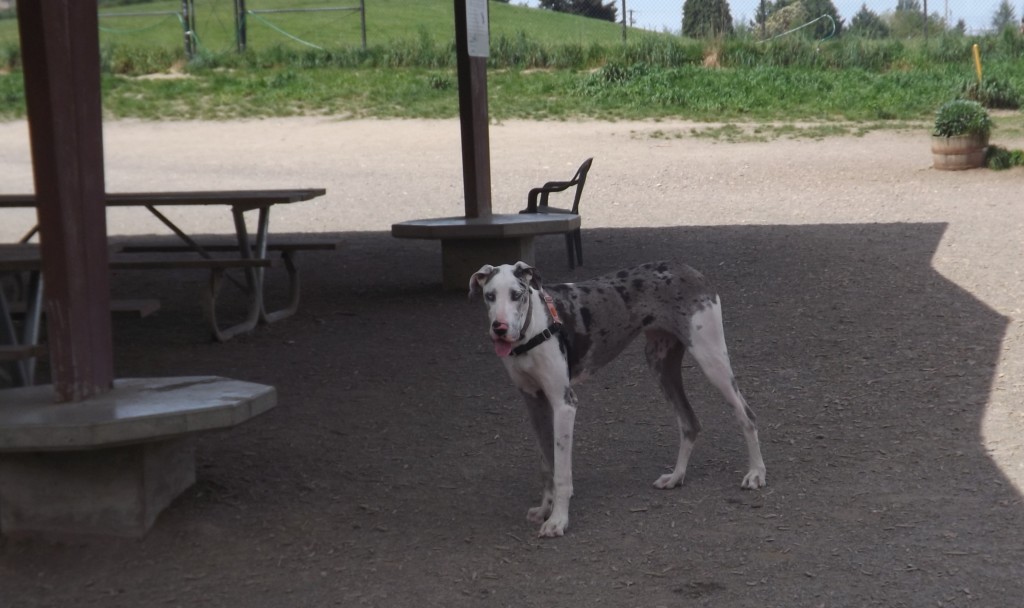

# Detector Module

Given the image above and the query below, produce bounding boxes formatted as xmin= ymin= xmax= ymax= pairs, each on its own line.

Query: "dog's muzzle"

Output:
xmin=491 ymin=322 xmax=516 ymax=357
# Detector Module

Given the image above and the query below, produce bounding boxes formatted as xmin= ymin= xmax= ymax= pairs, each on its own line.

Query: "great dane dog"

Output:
xmin=469 ymin=261 xmax=766 ymax=538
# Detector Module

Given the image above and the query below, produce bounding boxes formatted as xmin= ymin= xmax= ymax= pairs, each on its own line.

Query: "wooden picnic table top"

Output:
xmin=0 ymin=188 xmax=327 ymax=213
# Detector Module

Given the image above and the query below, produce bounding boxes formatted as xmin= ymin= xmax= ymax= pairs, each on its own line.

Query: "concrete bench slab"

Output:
xmin=391 ymin=213 xmax=581 ymax=290
xmin=0 ymin=376 xmax=276 ymax=537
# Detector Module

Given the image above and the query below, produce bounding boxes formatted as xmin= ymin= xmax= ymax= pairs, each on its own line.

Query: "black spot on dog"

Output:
xmin=617 ymin=270 xmax=629 ymax=279
xmin=642 ymin=315 xmax=655 ymax=326
xmin=569 ymin=332 xmax=590 ymax=373
xmin=580 ymin=307 xmax=593 ymax=332
xmin=614 ymin=285 xmax=630 ymax=303
xmin=632 ymin=278 xmax=645 ymax=291
xmin=657 ymin=262 xmax=669 ymax=272
xmin=580 ymin=286 xmax=591 ymax=294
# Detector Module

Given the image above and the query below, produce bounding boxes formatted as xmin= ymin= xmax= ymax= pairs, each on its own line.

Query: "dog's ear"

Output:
xmin=512 ymin=261 xmax=543 ymax=291
xmin=468 ymin=264 xmax=496 ymax=301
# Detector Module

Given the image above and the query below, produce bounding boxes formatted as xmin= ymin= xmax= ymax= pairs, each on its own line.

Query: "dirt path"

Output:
xmin=1 ymin=118 xmax=1023 ymax=607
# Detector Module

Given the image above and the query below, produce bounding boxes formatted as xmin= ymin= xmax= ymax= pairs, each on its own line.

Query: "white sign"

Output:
xmin=466 ymin=0 xmax=489 ymax=58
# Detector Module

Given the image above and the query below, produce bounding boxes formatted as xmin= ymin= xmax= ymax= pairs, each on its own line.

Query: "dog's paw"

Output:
xmin=741 ymin=467 xmax=767 ymax=489
xmin=527 ymin=504 xmax=552 ymax=524
xmin=653 ymin=472 xmax=685 ymax=489
xmin=538 ymin=514 xmax=569 ymax=538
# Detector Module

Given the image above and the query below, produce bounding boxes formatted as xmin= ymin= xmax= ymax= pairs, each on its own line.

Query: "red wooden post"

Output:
xmin=17 ymin=1 xmax=115 ymax=401
xmin=453 ymin=0 xmax=492 ymax=219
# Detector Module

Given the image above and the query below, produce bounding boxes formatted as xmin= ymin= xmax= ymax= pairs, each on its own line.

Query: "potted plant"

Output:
xmin=931 ymin=99 xmax=992 ymax=170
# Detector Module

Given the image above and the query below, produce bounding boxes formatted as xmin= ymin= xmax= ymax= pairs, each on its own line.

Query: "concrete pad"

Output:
xmin=0 ymin=438 xmax=195 ymax=537
xmin=0 ymin=376 xmax=275 ymax=537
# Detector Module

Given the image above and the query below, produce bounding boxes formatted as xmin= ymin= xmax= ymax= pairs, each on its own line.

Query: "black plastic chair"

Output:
xmin=519 ymin=157 xmax=593 ymax=269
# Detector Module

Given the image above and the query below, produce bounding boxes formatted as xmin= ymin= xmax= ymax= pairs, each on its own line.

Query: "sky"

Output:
xmin=518 ymin=1 xmax=1019 ymax=35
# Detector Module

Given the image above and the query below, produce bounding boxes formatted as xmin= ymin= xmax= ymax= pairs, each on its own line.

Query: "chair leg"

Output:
xmin=573 ymin=229 xmax=583 ymax=267
xmin=564 ymin=233 xmax=575 ymax=269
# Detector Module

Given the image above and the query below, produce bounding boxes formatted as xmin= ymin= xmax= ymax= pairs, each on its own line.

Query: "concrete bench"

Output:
xmin=0 ymin=376 xmax=276 ymax=537
xmin=391 ymin=213 xmax=581 ymax=290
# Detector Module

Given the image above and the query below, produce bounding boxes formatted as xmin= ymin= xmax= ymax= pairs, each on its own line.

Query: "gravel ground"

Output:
xmin=1 ymin=118 xmax=1024 ymax=607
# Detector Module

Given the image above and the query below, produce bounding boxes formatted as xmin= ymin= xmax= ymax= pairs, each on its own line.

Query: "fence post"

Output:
xmin=621 ymin=0 xmax=626 ymax=42
xmin=360 ymin=0 xmax=367 ymax=50
xmin=181 ymin=0 xmax=195 ymax=58
xmin=235 ymin=0 xmax=247 ymax=52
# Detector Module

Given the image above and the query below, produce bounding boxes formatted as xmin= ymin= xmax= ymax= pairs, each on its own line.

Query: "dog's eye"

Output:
xmin=511 ymin=290 xmax=523 ymax=300
xmin=484 ymin=292 xmax=496 ymax=302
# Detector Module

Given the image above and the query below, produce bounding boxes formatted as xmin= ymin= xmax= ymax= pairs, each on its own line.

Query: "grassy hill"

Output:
xmin=1 ymin=0 xmax=636 ymax=56
xmin=1 ymin=0 xmax=1022 ymax=133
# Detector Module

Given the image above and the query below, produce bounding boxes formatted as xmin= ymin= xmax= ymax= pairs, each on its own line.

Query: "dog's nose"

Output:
xmin=492 ymin=321 xmax=508 ymax=336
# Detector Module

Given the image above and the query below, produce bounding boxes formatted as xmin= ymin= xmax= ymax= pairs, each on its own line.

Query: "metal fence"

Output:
xmin=534 ymin=0 xmax=1023 ymax=36
xmin=2 ymin=0 xmax=1021 ymax=57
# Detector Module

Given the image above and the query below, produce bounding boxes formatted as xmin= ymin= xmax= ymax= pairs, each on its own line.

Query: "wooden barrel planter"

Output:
xmin=932 ymin=133 xmax=988 ymax=171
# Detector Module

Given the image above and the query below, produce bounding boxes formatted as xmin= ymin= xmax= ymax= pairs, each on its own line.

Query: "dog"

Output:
xmin=469 ymin=261 xmax=766 ymax=538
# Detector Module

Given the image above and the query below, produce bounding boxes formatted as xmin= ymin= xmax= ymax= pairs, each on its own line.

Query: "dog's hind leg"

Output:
xmin=645 ymin=331 xmax=702 ymax=489
xmin=686 ymin=297 xmax=767 ymax=489
xmin=521 ymin=390 xmax=555 ymax=525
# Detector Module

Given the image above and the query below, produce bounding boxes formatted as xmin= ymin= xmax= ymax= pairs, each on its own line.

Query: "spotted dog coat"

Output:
xmin=469 ymin=261 xmax=766 ymax=538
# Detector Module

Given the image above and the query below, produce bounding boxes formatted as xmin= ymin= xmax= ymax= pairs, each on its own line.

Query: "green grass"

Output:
xmin=2 ymin=0 xmax=1024 ymax=136
xmin=0 ymin=0 xmax=634 ymax=55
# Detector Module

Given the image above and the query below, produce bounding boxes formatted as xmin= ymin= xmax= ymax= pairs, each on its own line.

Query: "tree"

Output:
xmin=848 ymin=3 xmax=889 ymax=38
xmin=765 ymin=1 xmax=808 ymax=37
xmin=752 ymin=0 xmax=842 ymax=39
xmin=539 ymin=0 xmax=618 ymax=22
xmin=889 ymin=0 xmax=944 ymax=37
xmin=990 ymin=0 xmax=1017 ymax=31
xmin=682 ymin=0 xmax=734 ymax=37
xmin=750 ymin=0 xmax=773 ymax=36
xmin=799 ymin=0 xmax=844 ymax=37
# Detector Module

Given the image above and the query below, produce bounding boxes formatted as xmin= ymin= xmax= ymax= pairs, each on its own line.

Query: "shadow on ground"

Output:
xmin=1 ymin=223 xmax=1017 ymax=608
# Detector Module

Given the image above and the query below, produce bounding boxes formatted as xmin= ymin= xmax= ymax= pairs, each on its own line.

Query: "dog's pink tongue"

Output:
xmin=494 ymin=339 xmax=514 ymax=358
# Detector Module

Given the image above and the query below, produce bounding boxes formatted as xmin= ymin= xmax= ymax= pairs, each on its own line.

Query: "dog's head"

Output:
xmin=469 ymin=262 xmax=542 ymax=357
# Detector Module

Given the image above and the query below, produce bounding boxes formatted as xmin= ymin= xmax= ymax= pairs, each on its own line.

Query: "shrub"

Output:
xmin=932 ymin=99 xmax=991 ymax=137
xmin=959 ymin=77 xmax=1021 ymax=109
xmin=986 ymin=145 xmax=1024 ymax=170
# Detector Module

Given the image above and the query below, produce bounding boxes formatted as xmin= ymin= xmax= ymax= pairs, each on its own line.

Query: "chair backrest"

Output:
xmin=530 ymin=157 xmax=592 ymax=214
xmin=566 ymin=157 xmax=593 ymax=214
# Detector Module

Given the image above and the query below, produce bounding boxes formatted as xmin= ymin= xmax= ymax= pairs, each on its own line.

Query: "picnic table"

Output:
xmin=0 ymin=189 xmax=334 ymax=384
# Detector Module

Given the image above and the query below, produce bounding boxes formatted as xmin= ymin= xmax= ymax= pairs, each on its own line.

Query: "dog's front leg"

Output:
xmin=521 ymin=390 xmax=555 ymax=524
xmin=538 ymin=385 xmax=578 ymax=538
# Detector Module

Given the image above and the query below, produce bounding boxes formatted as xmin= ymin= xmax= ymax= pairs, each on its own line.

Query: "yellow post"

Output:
xmin=972 ymin=43 xmax=983 ymax=83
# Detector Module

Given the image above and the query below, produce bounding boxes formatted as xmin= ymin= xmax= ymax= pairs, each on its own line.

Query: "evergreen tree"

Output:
xmin=800 ymin=0 xmax=844 ymax=37
xmin=848 ymin=3 xmax=888 ymax=38
xmin=750 ymin=0 xmax=773 ymax=35
xmin=682 ymin=0 xmax=735 ymax=37
xmin=895 ymin=0 xmax=921 ymax=12
xmin=991 ymin=0 xmax=1017 ymax=31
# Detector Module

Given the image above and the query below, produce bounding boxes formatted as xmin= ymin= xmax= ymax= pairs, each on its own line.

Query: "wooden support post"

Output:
xmin=16 ymin=0 xmax=115 ymax=402
xmin=453 ymin=0 xmax=492 ymax=219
